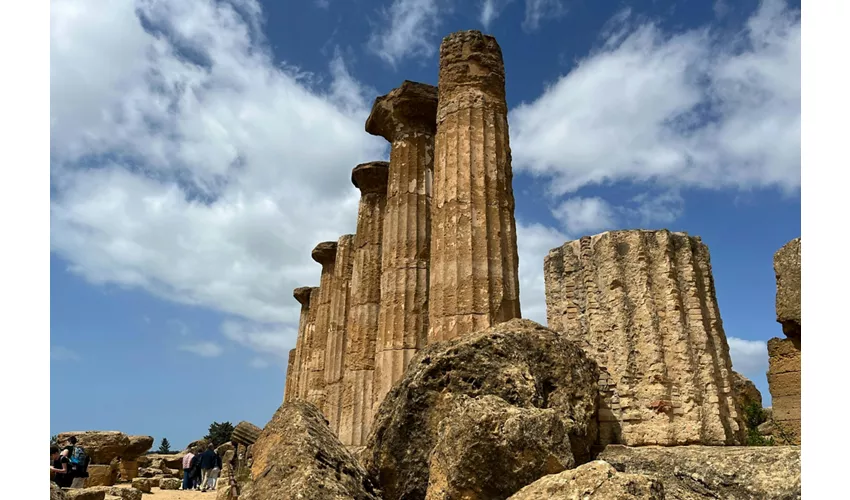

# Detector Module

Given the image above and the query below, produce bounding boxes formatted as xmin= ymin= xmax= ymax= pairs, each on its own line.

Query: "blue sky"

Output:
xmin=50 ymin=0 xmax=800 ymax=448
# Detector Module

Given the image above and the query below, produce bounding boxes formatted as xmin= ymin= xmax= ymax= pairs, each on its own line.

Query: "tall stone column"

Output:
xmin=291 ymin=286 xmax=313 ymax=401
xmin=307 ymin=241 xmax=338 ymax=411
xmin=284 ymin=348 xmax=296 ymax=403
xmin=297 ymin=287 xmax=320 ymax=400
xmin=324 ymin=234 xmax=355 ymax=433
xmin=544 ymin=230 xmax=745 ymax=446
xmin=339 ymin=161 xmax=389 ymax=447
xmin=366 ymin=82 xmax=438 ymax=409
xmin=428 ymin=30 xmax=522 ymax=344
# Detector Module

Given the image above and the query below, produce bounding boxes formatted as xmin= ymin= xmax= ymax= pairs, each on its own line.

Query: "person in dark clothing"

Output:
xmin=190 ymin=450 xmax=202 ymax=490
xmin=50 ymin=445 xmax=72 ymax=488
xmin=199 ymin=443 xmax=218 ymax=492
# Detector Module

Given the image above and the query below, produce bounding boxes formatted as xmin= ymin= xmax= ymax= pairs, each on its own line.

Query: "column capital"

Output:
xmin=311 ymin=241 xmax=338 ymax=265
xmin=293 ymin=286 xmax=313 ymax=305
xmin=352 ymin=161 xmax=390 ymax=194
xmin=366 ymin=81 xmax=438 ymax=142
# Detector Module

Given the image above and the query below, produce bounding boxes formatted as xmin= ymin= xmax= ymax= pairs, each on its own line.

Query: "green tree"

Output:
xmin=205 ymin=421 xmax=235 ymax=447
xmin=158 ymin=437 xmax=172 ymax=454
xmin=743 ymin=402 xmax=775 ymax=446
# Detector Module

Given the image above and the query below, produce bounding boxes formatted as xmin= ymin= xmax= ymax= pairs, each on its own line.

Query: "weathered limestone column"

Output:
xmin=284 ymin=348 xmax=296 ymax=403
xmin=339 ymin=161 xmax=389 ymax=447
xmin=291 ymin=286 xmax=313 ymax=401
xmin=307 ymin=241 xmax=338 ymax=411
xmin=544 ymin=230 xmax=745 ymax=446
xmin=296 ymin=287 xmax=320 ymax=400
xmin=324 ymin=234 xmax=355 ymax=433
xmin=366 ymin=82 xmax=438 ymax=409
xmin=428 ymin=30 xmax=522 ymax=344
xmin=767 ymin=237 xmax=801 ymax=444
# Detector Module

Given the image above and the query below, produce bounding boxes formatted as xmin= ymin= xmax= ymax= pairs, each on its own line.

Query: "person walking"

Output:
xmin=181 ymin=448 xmax=195 ymax=490
xmin=199 ymin=443 xmax=218 ymax=492
xmin=209 ymin=450 xmax=222 ymax=490
xmin=50 ymin=445 xmax=72 ymax=488
xmin=190 ymin=448 xmax=203 ymax=490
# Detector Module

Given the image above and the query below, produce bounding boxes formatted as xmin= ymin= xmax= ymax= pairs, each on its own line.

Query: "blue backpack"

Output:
xmin=69 ymin=446 xmax=89 ymax=473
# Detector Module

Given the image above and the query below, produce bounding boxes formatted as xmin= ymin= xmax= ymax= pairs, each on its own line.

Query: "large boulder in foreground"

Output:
xmin=598 ymin=445 xmax=801 ymax=499
xmin=509 ymin=460 xmax=664 ymax=499
xmin=426 ymin=395 xmax=574 ymax=500
xmin=64 ymin=489 xmax=106 ymax=500
xmin=363 ymin=319 xmax=599 ymax=500
xmin=85 ymin=486 xmax=142 ymax=500
xmin=241 ymin=401 xmax=380 ymax=500
xmin=57 ymin=431 xmax=131 ymax=464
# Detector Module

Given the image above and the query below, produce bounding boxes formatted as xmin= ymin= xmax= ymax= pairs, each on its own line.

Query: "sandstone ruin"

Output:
xmin=544 ymin=230 xmax=745 ymax=446
xmin=428 ymin=30 xmax=522 ymax=344
xmin=285 ymin=286 xmax=313 ymax=403
xmin=306 ymin=241 xmax=337 ymax=410
xmin=766 ymin=237 xmax=801 ymax=445
xmin=367 ymin=81 xmax=438 ymax=413
xmin=324 ymin=234 xmax=355 ymax=434
xmin=339 ymin=161 xmax=389 ymax=447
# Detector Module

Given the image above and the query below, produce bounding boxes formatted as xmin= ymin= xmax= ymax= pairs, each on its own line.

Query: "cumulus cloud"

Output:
xmin=50 ymin=0 xmax=386 ymax=364
xmin=479 ymin=0 xmax=513 ymax=28
xmin=727 ymin=336 xmax=769 ymax=386
xmin=367 ymin=0 xmax=444 ymax=66
xmin=178 ymin=342 xmax=224 ymax=358
xmin=221 ymin=320 xmax=294 ymax=361
xmin=523 ymin=0 xmax=567 ymax=32
xmin=551 ymin=197 xmax=617 ymax=235
xmin=511 ymin=0 xmax=800 ymax=196
xmin=516 ymin=221 xmax=569 ymax=325
xmin=249 ymin=357 xmax=271 ymax=369
xmin=549 ymin=190 xmax=684 ymax=237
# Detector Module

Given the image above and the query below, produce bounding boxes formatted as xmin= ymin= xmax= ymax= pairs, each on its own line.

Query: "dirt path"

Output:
xmin=114 ymin=484 xmax=212 ymax=499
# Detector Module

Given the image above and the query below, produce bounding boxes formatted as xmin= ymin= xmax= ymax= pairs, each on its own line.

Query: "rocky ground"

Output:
xmin=113 ymin=484 xmax=209 ymax=499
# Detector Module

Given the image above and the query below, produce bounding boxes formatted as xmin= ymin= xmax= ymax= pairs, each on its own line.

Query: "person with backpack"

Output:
xmin=64 ymin=436 xmax=90 ymax=488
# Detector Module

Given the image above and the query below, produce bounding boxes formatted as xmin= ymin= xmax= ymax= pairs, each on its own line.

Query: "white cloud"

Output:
xmin=367 ymin=0 xmax=443 ymax=66
xmin=222 ymin=320 xmax=294 ymax=361
xmin=50 ymin=0 xmax=386 ymax=348
xmin=516 ymin=221 xmax=568 ymax=325
xmin=249 ymin=357 xmax=270 ymax=369
xmin=523 ymin=0 xmax=567 ymax=32
xmin=178 ymin=342 xmax=224 ymax=358
xmin=51 ymin=346 xmax=81 ymax=362
xmin=727 ymin=336 xmax=769 ymax=392
xmin=480 ymin=0 xmax=513 ymax=28
xmin=551 ymin=196 xmax=617 ymax=235
xmin=511 ymin=0 xmax=800 ymax=196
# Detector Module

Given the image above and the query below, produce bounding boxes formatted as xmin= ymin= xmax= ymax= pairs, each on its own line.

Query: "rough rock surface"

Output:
xmin=137 ymin=453 xmax=182 ymax=470
xmin=362 ymin=319 xmax=599 ymax=500
xmin=124 ymin=436 xmax=154 ymax=458
xmin=774 ymin=238 xmax=801 ymax=338
xmin=232 ymin=421 xmax=262 ymax=446
xmin=429 ymin=30 xmax=522 ymax=343
xmin=51 ymin=482 xmax=67 ymax=500
xmin=241 ymin=401 xmax=379 ymax=500
xmin=118 ymin=459 xmax=138 ymax=481
xmin=766 ymin=337 xmax=801 ymax=444
xmin=86 ymin=487 xmax=142 ymax=500
xmin=130 ymin=478 xmax=153 ymax=493
xmin=544 ymin=230 xmax=745 ymax=446
xmin=64 ymin=489 xmax=106 ymax=500
xmin=426 ymin=395 xmax=574 ymax=500
xmin=86 ymin=464 xmax=118 ymax=487
xmin=509 ymin=460 xmax=665 ymax=500
xmin=307 ymin=241 xmax=338 ymax=411
xmin=731 ymin=371 xmax=763 ymax=411
xmin=159 ymin=478 xmax=181 ymax=490
xmin=57 ymin=432 xmax=131 ymax=464
xmin=598 ymin=445 xmax=801 ymax=499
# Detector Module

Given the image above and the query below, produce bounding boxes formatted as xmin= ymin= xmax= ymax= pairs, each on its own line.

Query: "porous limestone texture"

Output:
xmin=428 ymin=30 xmax=521 ymax=344
xmin=283 ymin=348 xmax=295 ymax=403
xmin=508 ymin=460 xmax=665 ymax=500
xmin=598 ymin=445 xmax=801 ymax=499
xmin=57 ymin=431 xmax=131 ymax=464
xmin=774 ymin=237 xmax=801 ymax=339
xmin=425 ymin=395 xmax=575 ymax=500
xmin=766 ymin=337 xmax=801 ymax=444
xmin=340 ymin=161 xmax=389 ymax=447
xmin=291 ymin=286 xmax=314 ymax=401
xmin=366 ymin=82 xmax=438 ymax=412
xmin=307 ymin=241 xmax=338 ymax=411
xmin=362 ymin=319 xmax=598 ymax=500
xmin=324 ymin=234 xmax=355 ymax=433
xmin=544 ymin=230 xmax=745 ymax=446
xmin=242 ymin=401 xmax=380 ymax=500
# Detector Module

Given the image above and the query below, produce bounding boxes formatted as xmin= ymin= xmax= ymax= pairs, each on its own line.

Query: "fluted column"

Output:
xmin=339 ymin=161 xmax=389 ymax=447
xmin=429 ymin=30 xmax=521 ymax=344
xmin=284 ymin=348 xmax=296 ymax=403
xmin=307 ymin=241 xmax=338 ymax=411
xmin=366 ymin=81 xmax=438 ymax=410
xmin=324 ymin=234 xmax=355 ymax=433
xmin=290 ymin=286 xmax=313 ymax=402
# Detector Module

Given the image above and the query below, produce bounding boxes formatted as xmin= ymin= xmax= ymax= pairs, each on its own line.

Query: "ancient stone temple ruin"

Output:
xmin=543 ymin=230 xmax=745 ymax=446
xmin=767 ymin=237 xmax=801 ymax=444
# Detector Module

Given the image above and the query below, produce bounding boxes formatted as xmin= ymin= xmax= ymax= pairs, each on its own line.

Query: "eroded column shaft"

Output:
xmin=284 ymin=348 xmax=296 ymax=403
xmin=428 ymin=30 xmax=521 ymax=344
xmin=544 ymin=230 xmax=745 ymax=446
xmin=307 ymin=242 xmax=338 ymax=411
xmin=324 ymin=234 xmax=355 ymax=434
xmin=297 ymin=287 xmax=320 ymax=400
xmin=340 ymin=161 xmax=389 ymax=446
xmin=290 ymin=287 xmax=313 ymax=403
